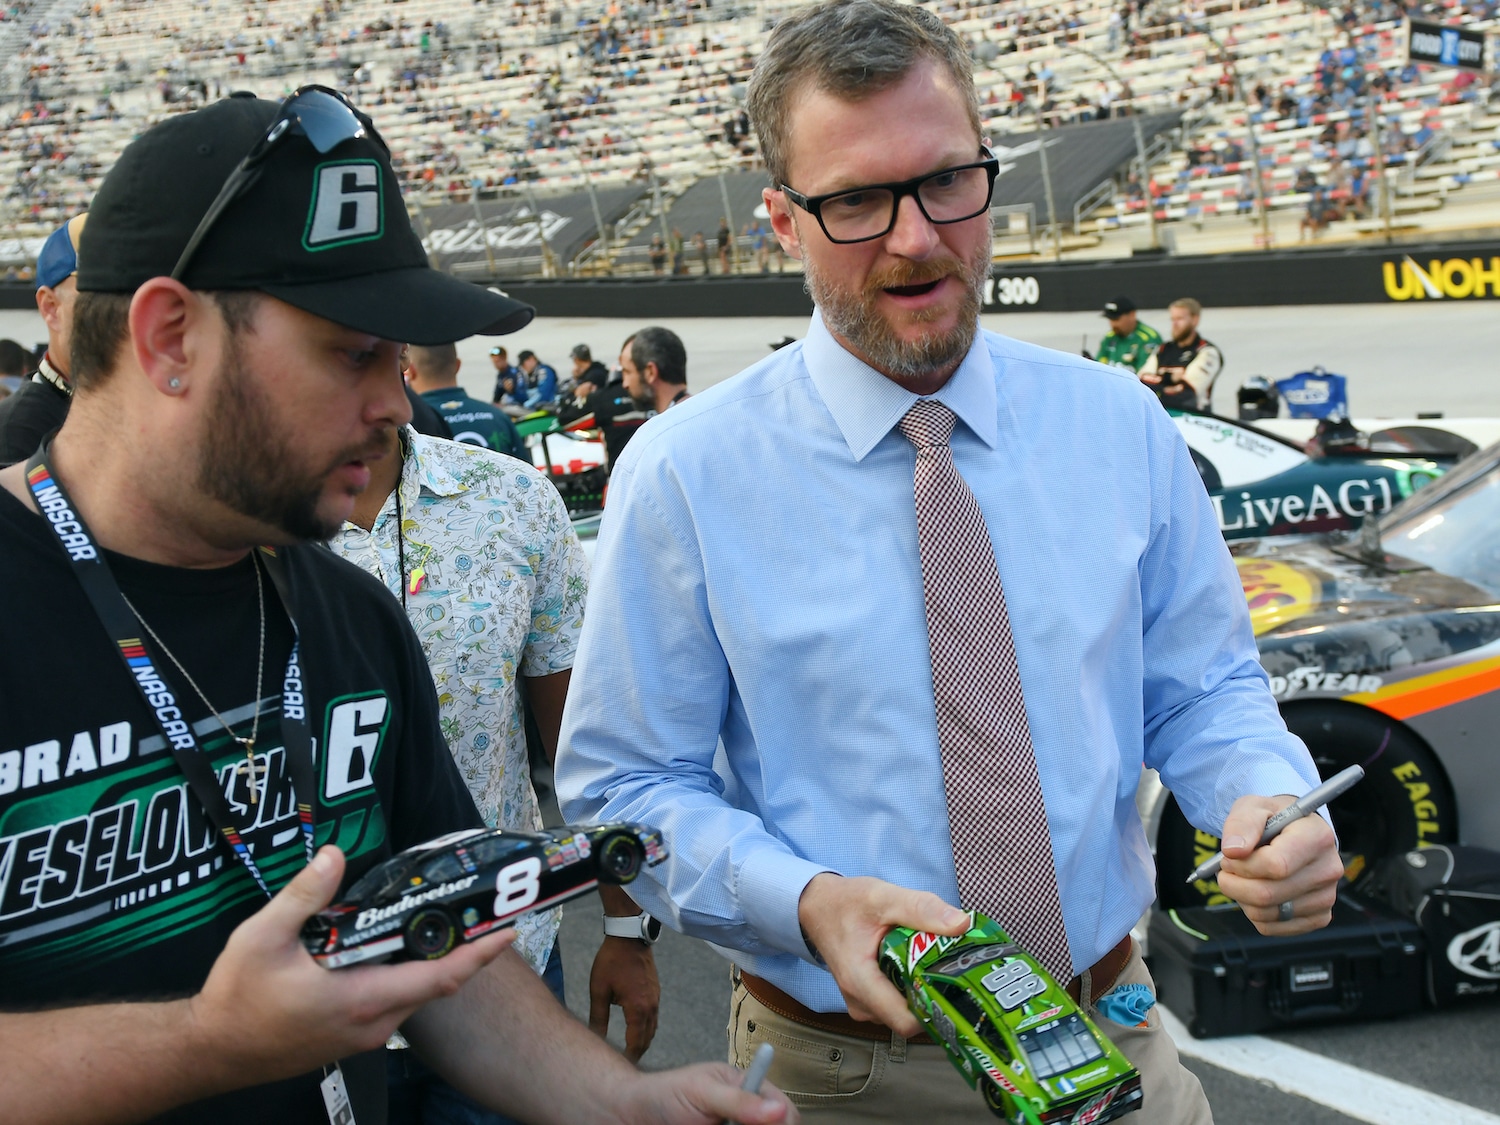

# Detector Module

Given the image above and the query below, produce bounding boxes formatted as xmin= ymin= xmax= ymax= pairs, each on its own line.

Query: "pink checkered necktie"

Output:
xmin=898 ymin=399 xmax=1074 ymax=982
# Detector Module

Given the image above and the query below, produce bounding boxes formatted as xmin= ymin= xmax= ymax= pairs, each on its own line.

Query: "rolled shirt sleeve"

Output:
xmin=1138 ymin=399 xmax=1323 ymax=832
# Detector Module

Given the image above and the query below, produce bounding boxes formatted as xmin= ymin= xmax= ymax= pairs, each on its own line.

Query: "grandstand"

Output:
xmin=0 ymin=0 xmax=1496 ymax=277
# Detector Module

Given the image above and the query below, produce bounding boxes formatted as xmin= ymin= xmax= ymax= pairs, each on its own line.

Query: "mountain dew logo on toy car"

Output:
xmin=879 ymin=912 xmax=1142 ymax=1125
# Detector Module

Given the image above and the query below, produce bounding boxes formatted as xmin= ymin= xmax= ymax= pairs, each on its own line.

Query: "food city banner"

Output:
xmin=1406 ymin=19 xmax=1489 ymax=72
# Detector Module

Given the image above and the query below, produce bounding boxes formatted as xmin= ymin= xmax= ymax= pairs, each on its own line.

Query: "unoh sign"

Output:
xmin=1383 ymin=255 xmax=1500 ymax=301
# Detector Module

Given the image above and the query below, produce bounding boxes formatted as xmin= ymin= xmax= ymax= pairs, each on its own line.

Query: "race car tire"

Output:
xmin=980 ymin=1079 xmax=1022 ymax=1123
xmin=598 ymin=832 xmax=644 ymax=885
xmin=404 ymin=907 xmax=459 ymax=960
xmin=1155 ymin=702 xmax=1457 ymax=910
xmin=881 ymin=954 xmax=906 ymax=992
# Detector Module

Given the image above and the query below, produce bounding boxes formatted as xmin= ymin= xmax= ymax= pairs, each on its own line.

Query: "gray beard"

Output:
xmin=800 ymin=224 xmax=992 ymax=383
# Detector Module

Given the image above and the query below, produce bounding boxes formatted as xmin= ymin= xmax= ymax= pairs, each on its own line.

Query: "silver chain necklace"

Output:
xmin=119 ymin=553 xmax=268 ymax=804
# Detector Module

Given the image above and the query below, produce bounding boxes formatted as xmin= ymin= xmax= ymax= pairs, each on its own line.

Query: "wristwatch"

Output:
xmin=602 ymin=912 xmax=662 ymax=945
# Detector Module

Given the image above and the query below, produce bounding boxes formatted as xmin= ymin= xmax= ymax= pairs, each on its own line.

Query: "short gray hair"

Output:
xmin=747 ymin=0 xmax=981 ymax=188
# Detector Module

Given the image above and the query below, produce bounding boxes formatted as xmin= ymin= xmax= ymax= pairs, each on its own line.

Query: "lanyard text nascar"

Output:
xmin=24 ymin=444 xmax=317 ymax=898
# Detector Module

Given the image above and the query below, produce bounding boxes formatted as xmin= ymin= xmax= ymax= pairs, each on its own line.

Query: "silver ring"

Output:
xmin=1277 ymin=901 xmax=1295 ymax=923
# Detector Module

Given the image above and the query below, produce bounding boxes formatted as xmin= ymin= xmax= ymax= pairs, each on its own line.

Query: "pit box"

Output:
xmin=1147 ymin=893 xmax=1425 ymax=1038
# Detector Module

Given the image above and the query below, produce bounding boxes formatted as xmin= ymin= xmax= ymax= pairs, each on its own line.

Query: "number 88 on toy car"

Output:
xmin=879 ymin=912 xmax=1142 ymax=1125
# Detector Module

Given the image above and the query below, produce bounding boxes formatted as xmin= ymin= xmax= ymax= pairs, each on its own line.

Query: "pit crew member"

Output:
xmin=1138 ymin=297 xmax=1223 ymax=413
xmin=1091 ymin=294 xmax=1161 ymax=372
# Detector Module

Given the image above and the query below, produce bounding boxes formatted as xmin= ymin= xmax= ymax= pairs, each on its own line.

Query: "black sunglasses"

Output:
xmin=780 ymin=148 xmax=1001 ymax=245
xmin=171 ymin=86 xmax=387 ymax=281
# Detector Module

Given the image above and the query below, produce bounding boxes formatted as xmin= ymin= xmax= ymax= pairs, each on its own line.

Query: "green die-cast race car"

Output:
xmin=879 ymin=913 xmax=1142 ymax=1125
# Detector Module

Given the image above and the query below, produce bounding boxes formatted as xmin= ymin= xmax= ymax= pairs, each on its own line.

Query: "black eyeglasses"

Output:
xmin=780 ymin=148 xmax=1000 ymax=245
xmin=171 ymin=85 xmax=388 ymax=281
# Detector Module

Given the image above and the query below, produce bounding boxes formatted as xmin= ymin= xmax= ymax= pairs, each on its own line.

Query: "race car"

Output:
xmin=880 ymin=913 xmax=1142 ymax=1124
xmin=1145 ymin=439 xmax=1500 ymax=910
xmin=1171 ymin=411 xmax=1458 ymax=541
xmin=302 ymin=822 xmax=666 ymax=968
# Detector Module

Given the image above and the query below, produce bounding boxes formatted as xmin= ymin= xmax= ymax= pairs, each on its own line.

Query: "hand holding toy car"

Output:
xmin=1214 ymin=791 xmax=1345 ymax=935
xmin=797 ymin=872 xmax=972 ymax=1037
xmin=195 ymin=845 xmax=518 ymax=1090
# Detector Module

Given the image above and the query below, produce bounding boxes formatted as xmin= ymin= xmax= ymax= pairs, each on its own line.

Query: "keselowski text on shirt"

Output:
xmin=0 ymin=487 xmax=483 ymax=1125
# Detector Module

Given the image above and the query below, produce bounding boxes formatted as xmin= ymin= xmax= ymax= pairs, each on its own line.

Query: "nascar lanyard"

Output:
xmin=24 ymin=444 xmax=317 ymax=899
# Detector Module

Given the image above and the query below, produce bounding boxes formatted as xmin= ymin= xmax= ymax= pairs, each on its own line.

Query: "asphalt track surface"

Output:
xmin=4 ymin=299 xmax=1497 ymax=1120
xmin=446 ymin=301 xmax=1500 ymax=419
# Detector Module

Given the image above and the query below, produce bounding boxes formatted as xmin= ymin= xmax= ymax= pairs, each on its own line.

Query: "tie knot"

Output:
xmin=898 ymin=399 xmax=956 ymax=451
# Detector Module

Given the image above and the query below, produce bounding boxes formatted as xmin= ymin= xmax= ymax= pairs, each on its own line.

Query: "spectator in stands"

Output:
xmin=0 ymin=214 xmax=84 ymax=467
xmin=692 ymin=230 xmax=711 ymax=274
xmin=1300 ymin=187 xmax=1335 ymax=240
xmin=670 ymin=227 xmax=688 ymax=274
xmin=518 ymin=349 xmax=560 ymax=408
xmin=620 ymin=326 xmax=690 ymax=415
xmin=649 ymin=232 xmax=668 ymax=274
xmin=407 ymin=342 xmax=528 ymax=462
xmin=570 ymin=343 xmax=611 ymax=400
xmin=1139 ymin=297 xmax=1223 ymax=412
xmin=1091 ymin=297 xmax=1161 ymax=372
xmin=717 ymin=216 xmax=734 ymax=272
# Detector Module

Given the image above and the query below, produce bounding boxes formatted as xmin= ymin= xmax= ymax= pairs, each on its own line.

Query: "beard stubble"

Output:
xmin=197 ymin=333 xmax=386 ymax=542
xmin=800 ymin=219 xmax=993 ymax=384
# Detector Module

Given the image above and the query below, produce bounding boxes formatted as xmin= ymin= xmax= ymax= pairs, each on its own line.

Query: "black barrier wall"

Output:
xmin=4 ymin=240 xmax=1498 ymax=315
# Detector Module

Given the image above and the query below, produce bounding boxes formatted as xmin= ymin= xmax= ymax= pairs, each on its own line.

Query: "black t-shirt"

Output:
xmin=0 ymin=488 xmax=482 ymax=1124
xmin=0 ymin=377 xmax=69 ymax=467
xmin=558 ymin=386 xmax=650 ymax=469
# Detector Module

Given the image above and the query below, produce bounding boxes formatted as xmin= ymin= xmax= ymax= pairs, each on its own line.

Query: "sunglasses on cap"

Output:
xmin=171 ymin=85 xmax=389 ymax=282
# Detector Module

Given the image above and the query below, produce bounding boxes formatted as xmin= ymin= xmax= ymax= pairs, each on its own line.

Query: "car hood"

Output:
xmin=1235 ymin=540 xmax=1500 ymax=676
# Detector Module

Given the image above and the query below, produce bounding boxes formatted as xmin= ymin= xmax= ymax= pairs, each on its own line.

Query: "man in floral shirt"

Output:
xmin=335 ymin=424 xmax=662 ymax=1124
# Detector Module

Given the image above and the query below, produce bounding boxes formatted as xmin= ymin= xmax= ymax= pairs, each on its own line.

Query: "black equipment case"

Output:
xmin=1370 ymin=844 xmax=1500 ymax=1006
xmin=1147 ymin=893 xmax=1424 ymax=1038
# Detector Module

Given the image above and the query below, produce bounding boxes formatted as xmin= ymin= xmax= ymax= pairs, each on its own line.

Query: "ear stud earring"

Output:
xmin=168 ymin=378 xmax=181 ymax=389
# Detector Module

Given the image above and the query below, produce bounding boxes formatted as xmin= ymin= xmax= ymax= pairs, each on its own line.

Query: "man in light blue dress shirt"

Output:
xmin=556 ymin=2 xmax=1342 ymax=1120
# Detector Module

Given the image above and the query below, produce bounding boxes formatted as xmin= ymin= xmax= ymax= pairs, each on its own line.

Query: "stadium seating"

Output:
xmin=1 ymin=0 xmax=1496 ymax=272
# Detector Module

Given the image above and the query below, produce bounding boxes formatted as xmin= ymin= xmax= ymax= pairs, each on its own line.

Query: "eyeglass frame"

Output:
xmin=778 ymin=147 xmax=1001 ymax=245
xmin=170 ymin=85 xmax=388 ymax=282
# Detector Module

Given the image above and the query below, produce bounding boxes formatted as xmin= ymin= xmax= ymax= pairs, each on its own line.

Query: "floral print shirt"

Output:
xmin=332 ymin=428 xmax=588 ymax=972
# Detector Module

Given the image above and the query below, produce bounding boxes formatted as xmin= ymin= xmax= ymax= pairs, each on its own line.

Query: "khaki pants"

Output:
xmin=728 ymin=943 xmax=1212 ymax=1124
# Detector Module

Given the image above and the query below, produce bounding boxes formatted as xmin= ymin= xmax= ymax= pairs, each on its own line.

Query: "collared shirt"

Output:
xmin=1096 ymin=322 xmax=1162 ymax=372
xmin=333 ymin=428 xmax=588 ymax=971
xmin=556 ymin=312 xmax=1318 ymax=1012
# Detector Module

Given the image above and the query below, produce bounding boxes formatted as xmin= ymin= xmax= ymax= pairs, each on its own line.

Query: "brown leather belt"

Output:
xmin=739 ymin=934 xmax=1133 ymax=1045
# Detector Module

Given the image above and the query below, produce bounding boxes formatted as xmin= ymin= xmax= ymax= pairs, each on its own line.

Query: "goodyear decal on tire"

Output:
xmin=1236 ymin=559 xmax=1318 ymax=635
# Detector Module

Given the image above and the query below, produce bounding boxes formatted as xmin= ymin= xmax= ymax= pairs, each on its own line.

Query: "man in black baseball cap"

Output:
xmin=0 ymin=90 xmax=794 ymax=1125
xmin=1093 ymin=295 xmax=1161 ymax=373
xmin=79 ymin=90 xmax=533 ymax=343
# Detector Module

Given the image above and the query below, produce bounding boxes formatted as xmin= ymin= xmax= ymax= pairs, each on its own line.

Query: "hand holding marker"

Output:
xmin=1185 ymin=765 xmax=1364 ymax=884
xmin=728 ymin=1043 xmax=775 ymax=1125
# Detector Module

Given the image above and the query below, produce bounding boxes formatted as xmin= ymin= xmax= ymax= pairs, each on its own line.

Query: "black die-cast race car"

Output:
xmin=303 ymin=822 xmax=666 ymax=968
